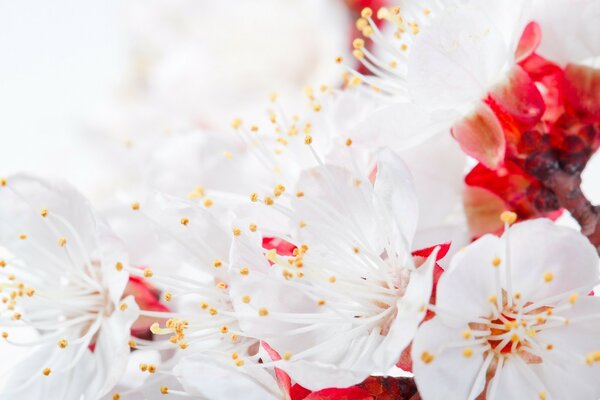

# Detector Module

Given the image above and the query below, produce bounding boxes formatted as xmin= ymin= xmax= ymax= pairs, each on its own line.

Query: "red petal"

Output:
xmin=451 ymin=102 xmax=506 ymax=169
xmin=411 ymin=243 xmax=450 ymax=261
xmin=514 ymin=21 xmax=541 ymax=63
xmin=303 ymin=387 xmax=373 ymax=400
xmin=262 ymin=341 xmax=292 ymax=396
xmin=290 ymin=384 xmax=313 ymax=400
xmin=489 ymin=66 xmax=545 ymax=129
xmin=563 ymin=63 xmax=600 ymax=123
xmin=263 ymin=236 xmax=297 ymax=256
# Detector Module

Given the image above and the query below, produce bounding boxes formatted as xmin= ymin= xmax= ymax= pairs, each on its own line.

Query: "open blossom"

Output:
xmin=229 ymin=149 xmax=439 ymax=390
xmin=112 ymin=192 xmax=288 ymax=399
xmin=412 ymin=218 xmax=600 ymax=399
xmin=348 ymin=0 xmax=599 ymax=167
xmin=0 ymin=175 xmax=139 ymax=399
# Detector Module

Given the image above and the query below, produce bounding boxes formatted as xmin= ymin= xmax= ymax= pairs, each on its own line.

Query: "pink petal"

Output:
xmin=451 ymin=102 xmax=506 ymax=169
xmin=563 ymin=63 xmax=600 ymax=122
xmin=489 ymin=65 xmax=545 ymax=129
xmin=262 ymin=341 xmax=292 ymax=396
xmin=514 ymin=21 xmax=541 ymax=63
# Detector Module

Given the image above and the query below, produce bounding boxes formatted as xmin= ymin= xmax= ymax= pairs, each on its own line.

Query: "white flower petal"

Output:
xmin=175 ymin=353 xmax=281 ymax=400
xmin=413 ymin=318 xmax=488 ymax=400
xmin=533 ymin=0 xmax=600 ymax=65
xmin=436 ymin=234 xmax=500 ymax=326
xmin=505 ymin=219 xmax=599 ymax=303
xmin=373 ymin=149 xmax=419 ymax=249
xmin=409 ymin=1 xmax=511 ymax=114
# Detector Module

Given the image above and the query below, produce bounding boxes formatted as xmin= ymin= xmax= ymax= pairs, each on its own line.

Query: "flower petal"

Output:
xmin=436 ymin=234 xmax=501 ymax=325
xmin=504 ymin=219 xmax=599 ymax=303
xmin=451 ymin=102 xmax=506 ymax=169
xmin=412 ymin=318 xmax=488 ymax=400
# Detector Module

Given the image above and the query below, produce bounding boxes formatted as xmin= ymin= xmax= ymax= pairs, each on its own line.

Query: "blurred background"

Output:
xmin=0 ymin=0 xmax=365 ymax=205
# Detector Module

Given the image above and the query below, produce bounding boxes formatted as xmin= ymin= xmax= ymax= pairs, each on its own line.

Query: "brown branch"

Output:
xmin=541 ymin=170 xmax=600 ymax=254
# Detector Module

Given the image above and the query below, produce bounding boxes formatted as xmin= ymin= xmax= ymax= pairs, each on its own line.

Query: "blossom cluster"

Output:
xmin=1 ymin=0 xmax=600 ymax=399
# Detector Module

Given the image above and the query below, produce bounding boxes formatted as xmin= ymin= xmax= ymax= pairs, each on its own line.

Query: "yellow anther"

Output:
xmin=318 ymin=299 xmax=326 ymax=306
xmin=249 ymin=223 xmax=257 ymax=232
xmin=220 ymin=325 xmax=229 ymax=334
xmin=361 ymin=7 xmax=373 ymax=18
xmin=242 ymin=295 xmax=251 ymax=304
xmin=283 ymin=352 xmax=292 ymax=361
xmin=250 ymin=192 xmax=259 ymax=202
xmin=500 ymin=211 xmax=517 ymax=225
xmin=180 ymin=217 xmax=189 ymax=226
xmin=569 ymin=293 xmax=579 ymax=304
xmin=213 ymin=259 xmax=223 ymax=268
xmin=423 ymin=8 xmax=431 ymax=16
xmin=160 ymin=386 xmax=169 ymax=394
xmin=0 ymin=260 xmax=5 ymax=268
xmin=150 ymin=323 xmax=161 ymax=334
xmin=335 ymin=56 xmax=344 ymax=64
xmin=304 ymin=136 xmax=313 ymax=145
xmin=58 ymin=339 xmax=68 ymax=349
xmin=40 ymin=208 xmax=48 ymax=217
xmin=19 ymin=234 xmax=27 ymax=240
xmin=258 ymin=308 xmax=269 ymax=317
xmin=231 ymin=118 xmax=242 ymax=129
xmin=546 ymin=343 xmax=553 ymax=350
xmin=354 ymin=179 xmax=362 ymax=187
xmin=143 ymin=268 xmax=153 ymax=278
xmin=299 ymin=220 xmax=307 ymax=228
xmin=536 ymin=315 xmax=546 ymax=324
xmin=42 ymin=368 xmax=51 ymax=376
xmin=250 ymin=125 xmax=259 ymax=133
xmin=462 ymin=330 xmax=472 ymax=340
xmin=353 ymin=49 xmax=364 ymax=59
xmin=329 ymin=276 xmax=337 ymax=283
xmin=239 ymin=267 xmax=249 ymax=276
xmin=231 ymin=333 xmax=239 ymax=343
xmin=491 ymin=257 xmax=501 ymax=267
xmin=352 ymin=38 xmax=365 ymax=49
xmin=113 ymin=394 xmax=121 ymax=400
xmin=119 ymin=303 xmax=128 ymax=311
xmin=115 ymin=262 xmax=123 ymax=271
xmin=139 ymin=363 xmax=148 ymax=372
xmin=511 ymin=334 xmax=520 ymax=343
xmin=203 ymin=198 xmax=213 ymax=208
xmin=236 ymin=359 xmax=245 ymax=367
xmin=463 ymin=348 xmax=473 ymax=358
xmin=128 ymin=340 xmax=137 ymax=348
xmin=26 ymin=288 xmax=35 ymax=297
xmin=231 ymin=352 xmax=239 ymax=360
xmin=0 ymin=178 xmax=6 ymax=186
xmin=264 ymin=196 xmax=274 ymax=206
xmin=544 ymin=272 xmax=554 ymax=283
xmin=355 ymin=18 xmax=368 ymax=30
xmin=131 ymin=202 xmax=140 ymax=211
xmin=178 ymin=342 xmax=188 ymax=349
xmin=200 ymin=302 xmax=208 ymax=310
xmin=527 ymin=328 xmax=537 ymax=337
xmin=163 ymin=292 xmax=172 ymax=302
xmin=312 ymin=104 xmax=322 ymax=112
xmin=270 ymin=92 xmax=278 ymax=102
xmin=12 ymin=312 xmax=21 ymax=320
xmin=488 ymin=294 xmax=497 ymax=303
xmin=296 ymin=191 xmax=305 ymax=198
xmin=233 ymin=227 xmax=241 ymax=236
xmin=345 ymin=138 xmax=353 ymax=147
xmin=216 ymin=282 xmax=228 ymax=289
xmin=148 ymin=364 xmax=157 ymax=373
xmin=421 ymin=351 xmax=434 ymax=364
xmin=539 ymin=391 xmax=547 ymax=400
xmin=1 ymin=332 xmax=7 ymax=339
xmin=514 ymin=292 xmax=522 ymax=300
xmin=209 ymin=308 xmax=218 ymax=316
